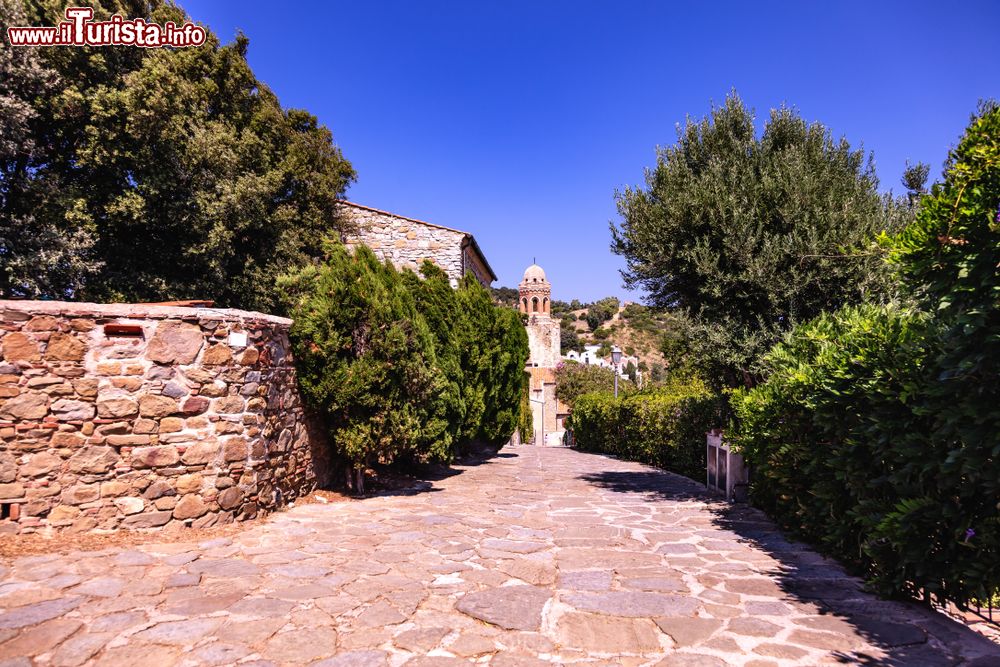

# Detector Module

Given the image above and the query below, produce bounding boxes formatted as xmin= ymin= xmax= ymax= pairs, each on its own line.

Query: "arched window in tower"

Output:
xmin=532 ymin=297 xmax=539 ymax=312
xmin=521 ymin=297 xmax=528 ymax=312
xmin=543 ymin=297 xmax=549 ymax=313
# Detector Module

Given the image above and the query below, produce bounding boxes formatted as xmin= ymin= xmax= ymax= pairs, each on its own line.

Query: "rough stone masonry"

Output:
xmin=338 ymin=201 xmax=496 ymax=287
xmin=0 ymin=300 xmax=327 ymax=535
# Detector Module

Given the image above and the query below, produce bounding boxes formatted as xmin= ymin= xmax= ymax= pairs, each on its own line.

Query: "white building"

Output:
xmin=563 ymin=344 xmax=641 ymax=383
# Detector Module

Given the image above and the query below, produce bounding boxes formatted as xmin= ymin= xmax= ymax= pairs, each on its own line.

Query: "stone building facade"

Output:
xmin=338 ymin=201 xmax=496 ymax=287
xmin=519 ymin=264 xmax=568 ymax=447
xmin=0 ymin=301 xmax=327 ymax=534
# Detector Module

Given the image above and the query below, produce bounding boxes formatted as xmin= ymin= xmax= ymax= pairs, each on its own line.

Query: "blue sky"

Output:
xmin=184 ymin=0 xmax=999 ymax=302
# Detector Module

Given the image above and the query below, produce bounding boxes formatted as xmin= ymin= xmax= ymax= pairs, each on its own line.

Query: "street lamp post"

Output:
xmin=611 ymin=345 xmax=622 ymax=398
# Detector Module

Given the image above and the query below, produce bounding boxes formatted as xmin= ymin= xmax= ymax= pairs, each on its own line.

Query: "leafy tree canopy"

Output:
xmin=559 ymin=317 xmax=582 ymax=355
xmin=0 ymin=0 xmax=355 ymax=311
xmin=901 ymin=160 xmax=930 ymax=202
xmin=490 ymin=285 xmax=519 ymax=307
xmin=554 ymin=360 xmax=634 ymax=407
xmin=612 ymin=92 xmax=910 ymax=387
xmin=585 ymin=296 xmax=619 ymax=331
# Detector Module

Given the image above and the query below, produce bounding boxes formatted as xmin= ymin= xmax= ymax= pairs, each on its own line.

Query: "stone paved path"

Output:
xmin=1 ymin=446 xmax=999 ymax=667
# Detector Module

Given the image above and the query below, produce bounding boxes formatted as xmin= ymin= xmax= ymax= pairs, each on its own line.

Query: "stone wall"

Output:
xmin=528 ymin=367 xmax=559 ymax=428
xmin=525 ymin=312 xmax=563 ymax=447
xmin=461 ymin=243 xmax=494 ymax=287
xmin=526 ymin=314 xmax=561 ymax=369
xmin=339 ymin=202 xmax=494 ymax=287
xmin=0 ymin=301 xmax=328 ymax=534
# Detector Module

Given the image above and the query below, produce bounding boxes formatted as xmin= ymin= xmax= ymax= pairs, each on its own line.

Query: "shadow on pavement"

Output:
xmin=360 ymin=442 xmax=514 ymax=498
xmin=579 ymin=466 xmax=1000 ymax=667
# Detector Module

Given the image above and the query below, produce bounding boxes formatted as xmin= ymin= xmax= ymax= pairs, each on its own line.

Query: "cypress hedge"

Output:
xmin=280 ymin=245 xmax=530 ymax=490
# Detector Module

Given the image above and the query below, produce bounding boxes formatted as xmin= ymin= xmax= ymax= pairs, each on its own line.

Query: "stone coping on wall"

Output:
xmin=1 ymin=300 xmax=292 ymax=326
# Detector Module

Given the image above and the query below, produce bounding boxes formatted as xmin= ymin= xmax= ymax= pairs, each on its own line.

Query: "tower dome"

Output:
xmin=518 ymin=263 xmax=551 ymax=316
xmin=522 ymin=264 xmax=547 ymax=284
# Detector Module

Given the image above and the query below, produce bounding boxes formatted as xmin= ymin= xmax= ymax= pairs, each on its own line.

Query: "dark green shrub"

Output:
xmin=731 ymin=305 xmax=946 ymax=596
xmin=281 ymin=246 xmax=531 ymax=487
xmin=402 ymin=263 xmax=466 ymax=460
xmin=621 ymin=303 xmax=647 ymax=319
xmin=455 ymin=276 xmax=530 ymax=445
xmin=404 ymin=264 xmax=531 ymax=452
xmin=568 ymin=392 xmax=620 ymax=454
xmin=586 ymin=297 xmax=620 ymax=331
xmin=516 ymin=372 xmax=534 ymax=443
xmin=570 ymin=378 xmax=725 ymax=480
xmin=730 ymin=103 xmax=1000 ymax=605
xmin=479 ymin=301 xmax=531 ymax=443
xmin=279 ymin=245 xmax=442 ymax=484
xmin=555 ymin=361 xmax=634 ymax=408
xmin=889 ymin=106 xmax=1000 ymax=574
xmin=560 ymin=318 xmax=582 ymax=355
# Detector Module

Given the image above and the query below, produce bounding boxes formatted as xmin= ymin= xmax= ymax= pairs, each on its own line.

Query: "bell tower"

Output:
xmin=519 ymin=263 xmax=562 ymax=446
xmin=518 ymin=264 xmax=551 ymax=317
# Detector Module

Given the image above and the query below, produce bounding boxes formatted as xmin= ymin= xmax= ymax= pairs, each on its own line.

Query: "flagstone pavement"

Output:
xmin=1 ymin=445 xmax=999 ymax=667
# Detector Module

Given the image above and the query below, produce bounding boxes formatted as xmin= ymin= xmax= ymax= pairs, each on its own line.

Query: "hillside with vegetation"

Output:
xmin=491 ymin=287 xmax=683 ymax=383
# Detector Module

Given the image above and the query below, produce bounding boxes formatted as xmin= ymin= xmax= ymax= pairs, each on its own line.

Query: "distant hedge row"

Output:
xmin=554 ymin=360 xmax=635 ymax=409
xmin=280 ymin=245 xmax=529 ymax=490
xmin=569 ymin=380 xmax=725 ymax=481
